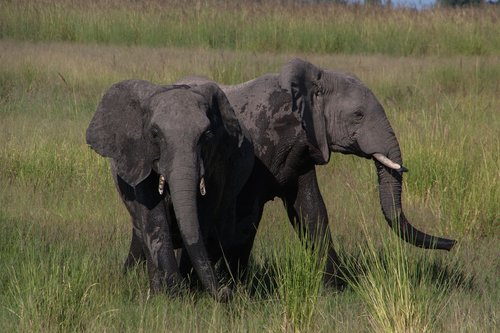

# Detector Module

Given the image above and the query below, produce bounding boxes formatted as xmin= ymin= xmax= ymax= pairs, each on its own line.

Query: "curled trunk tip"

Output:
xmin=376 ymin=160 xmax=456 ymax=251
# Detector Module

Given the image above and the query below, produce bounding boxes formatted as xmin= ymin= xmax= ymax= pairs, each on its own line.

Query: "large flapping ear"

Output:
xmin=86 ymin=80 xmax=158 ymax=187
xmin=192 ymin=82 xmax=254 ymax=197
xmin=279 ymin=58 xmax=330 ymax=164
xmin=192 ymin=82 xmax=244 ymax=147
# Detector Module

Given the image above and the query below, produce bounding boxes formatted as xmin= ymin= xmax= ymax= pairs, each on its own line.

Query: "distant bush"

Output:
xmin=437 ymin=0 xmax=482 ymax=7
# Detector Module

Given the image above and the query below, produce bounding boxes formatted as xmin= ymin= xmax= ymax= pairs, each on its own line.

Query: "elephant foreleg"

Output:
xmin=133 ymin=174 xmax=182 ymax=293
xmin=282 ymin=167 xmax=346 ymax=289
xmin=112 ymin=169 xmax=147 ymax=272
xmin=142 ymin=201 xmax=183 ymax=293
xmin=123 ymin=224 xmax=146 ymax=272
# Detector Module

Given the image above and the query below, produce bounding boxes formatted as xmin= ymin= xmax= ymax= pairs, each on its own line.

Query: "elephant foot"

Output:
xmin=215 ymin=286 xmax=233 ymax=303
xmin=164 ymin=283 xmax=185 ymax=298
xmin=324 ymin=271 xmax=348 ymax=291
xmin=329 ymin=278 xmax=347 ymax=291
xmin=148 ymin=276 xmax=164 ymax=295
xmin=123 ymin=253 xmax=146 ymax=274
xmin=166 ymin=274 xmax=182 ymax=285
xmin=148 ymin=273 xmax=185 ymax=297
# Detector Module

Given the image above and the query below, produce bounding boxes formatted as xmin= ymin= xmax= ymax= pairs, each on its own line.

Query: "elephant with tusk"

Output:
xmin=86 ymin=80 xmax=254 ymax=301
xmin=171 ymin=58 xmax=456 ymax=288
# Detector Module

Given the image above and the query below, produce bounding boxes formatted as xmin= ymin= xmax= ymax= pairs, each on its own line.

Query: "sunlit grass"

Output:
xmin=0 ymin=39 xmax=498 ymax=331
xmin=1 ymin=1 xmax=498 ymax=56
xmin=271 ymin=226 xmax=328 ymax=332
xmin=342 ymin=219 xmax=456 ymax=333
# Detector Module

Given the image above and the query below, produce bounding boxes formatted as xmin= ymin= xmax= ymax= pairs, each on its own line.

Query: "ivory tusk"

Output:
xmin=200 ymin=177 xmax=206 ymax=196
xmin=158 ymin=175 xmax=165 ymax=195
xmin=373 ymin=153 xmax=408 ymax=172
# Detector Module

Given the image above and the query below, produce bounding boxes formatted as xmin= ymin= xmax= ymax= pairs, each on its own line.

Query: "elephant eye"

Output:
xmin=200 ymin=129 xmax=214 ymax=143
xmin=353 ymin=110 xmax=364 ymax=121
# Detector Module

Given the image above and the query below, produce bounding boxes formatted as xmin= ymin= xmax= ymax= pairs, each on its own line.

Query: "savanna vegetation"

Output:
xmin=1 ymin=1 xmax=498 ymax=332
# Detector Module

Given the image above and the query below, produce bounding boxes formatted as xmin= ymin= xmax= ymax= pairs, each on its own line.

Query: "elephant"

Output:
xmin=171 ymin=58 xmax=457 ymax=288
xmin=86 ymin=79 xmax=254 ymax=301
xmin=125 ymin=58 xmax=457 ymax=289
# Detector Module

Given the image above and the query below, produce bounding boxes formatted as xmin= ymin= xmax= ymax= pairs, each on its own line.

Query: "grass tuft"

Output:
xmin=271 ymin=226 xmax=328 ymax=332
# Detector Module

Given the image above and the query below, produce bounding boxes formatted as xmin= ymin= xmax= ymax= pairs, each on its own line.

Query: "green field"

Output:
xmin=1 ymin=1 xmax=499 ymax=332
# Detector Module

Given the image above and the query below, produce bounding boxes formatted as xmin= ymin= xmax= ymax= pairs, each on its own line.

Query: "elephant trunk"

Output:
xmin=161 ymin=153 xmax=220 ymax=298
xmin=375 ymin=151 xmax=456 ymax=251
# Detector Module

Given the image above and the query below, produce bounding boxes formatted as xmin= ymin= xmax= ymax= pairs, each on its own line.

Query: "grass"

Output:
xmin=1 ymin=2 xmax=499 ymax=331
xmin=271 ymin=227 xmax=328 ymax=332
xmin=1 ymin=1 xmax=499 ymax=56
xmin=344 ymin=219 xmax=456 ymax=332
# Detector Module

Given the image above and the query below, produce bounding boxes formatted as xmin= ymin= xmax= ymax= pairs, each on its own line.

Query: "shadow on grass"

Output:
xmin=337 ymin=248 xmax=475 ymax=293
xmin=239 ymin=248 xmax=474 ymax=300
xmin=115 ymin=243 xmax=474 ymax=301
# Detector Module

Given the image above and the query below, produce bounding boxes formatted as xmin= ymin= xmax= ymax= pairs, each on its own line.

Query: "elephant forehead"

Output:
xmin=150 ymin=91 xmax=210 ymax=127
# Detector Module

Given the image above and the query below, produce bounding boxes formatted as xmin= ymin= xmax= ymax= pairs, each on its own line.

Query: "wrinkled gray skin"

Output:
xmin=128 ymin=58 xmax=456 ymax=288
xmin=86 ymin=80 xmax=254 ymax=301
xmin=187 ymin=58 xmax=456 ymax=286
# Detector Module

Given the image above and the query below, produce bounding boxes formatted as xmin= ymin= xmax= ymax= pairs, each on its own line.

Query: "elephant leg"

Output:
xmin=123 ymin=222 xmax=146 ymax=272
xmin=282 ymin=168 xmax=346 ymax=289
xmin=112 ymin=170 xmax=147 ymax=272
xmin=224 ymin=234 xmax=258 ymax=283
xmin=134 ymin=175 xmax=182 ymax=293
xmin=178 ymin=245 xmax=201 ymax=291
xmin=223 ymin=184 xmax=267 ymax=283
xmin=144 ymin=201 xmax=183 ymax=292
xmin=224 ymin=214 xmax=263 ymax=282
xmin=144 ymin=249 xmax=163 ymax=293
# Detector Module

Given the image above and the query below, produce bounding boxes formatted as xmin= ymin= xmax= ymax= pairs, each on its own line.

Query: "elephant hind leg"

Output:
xmin=218 ymin=239 xmax=256 ymax=285
xmin=222 ymin=187 xmax=267 ymax=284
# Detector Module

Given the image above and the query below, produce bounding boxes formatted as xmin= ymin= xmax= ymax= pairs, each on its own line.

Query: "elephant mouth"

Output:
xmin=330 ymin=145 xmax=409 ymax=173
xmin=330 ymin=144 xmax=356 ymax=155
xmin=330 ymin=144 xmax=372 ymax=160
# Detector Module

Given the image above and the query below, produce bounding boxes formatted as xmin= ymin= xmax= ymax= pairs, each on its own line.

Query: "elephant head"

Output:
xmin=279 ymin=58 xmax=455 ymax=251
xmin=86 ymin=80 xmax=248 ymax=299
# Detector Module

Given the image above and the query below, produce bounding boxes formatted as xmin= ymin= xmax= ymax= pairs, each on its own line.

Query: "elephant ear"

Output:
xmin=192 ymin=82 xmax=254 ymax=194
xmin=279 ymin=58 xmax=330 ymax=164
xmin=86 ymin=80 xmax=157 ymax=187
xmin=192 ymin=82 xmax=244 ymax=147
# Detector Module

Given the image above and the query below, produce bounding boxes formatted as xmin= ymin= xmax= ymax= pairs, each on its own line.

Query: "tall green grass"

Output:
xmin=1 ymin=1 xmax=498 ymax=56
xmin=343 ymin=222 xmax=456 ymax=332
xmin=0 ymin=18 xmax=498 ymax=332
xmin=271 ymin=227 xmax=328 ymax=332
